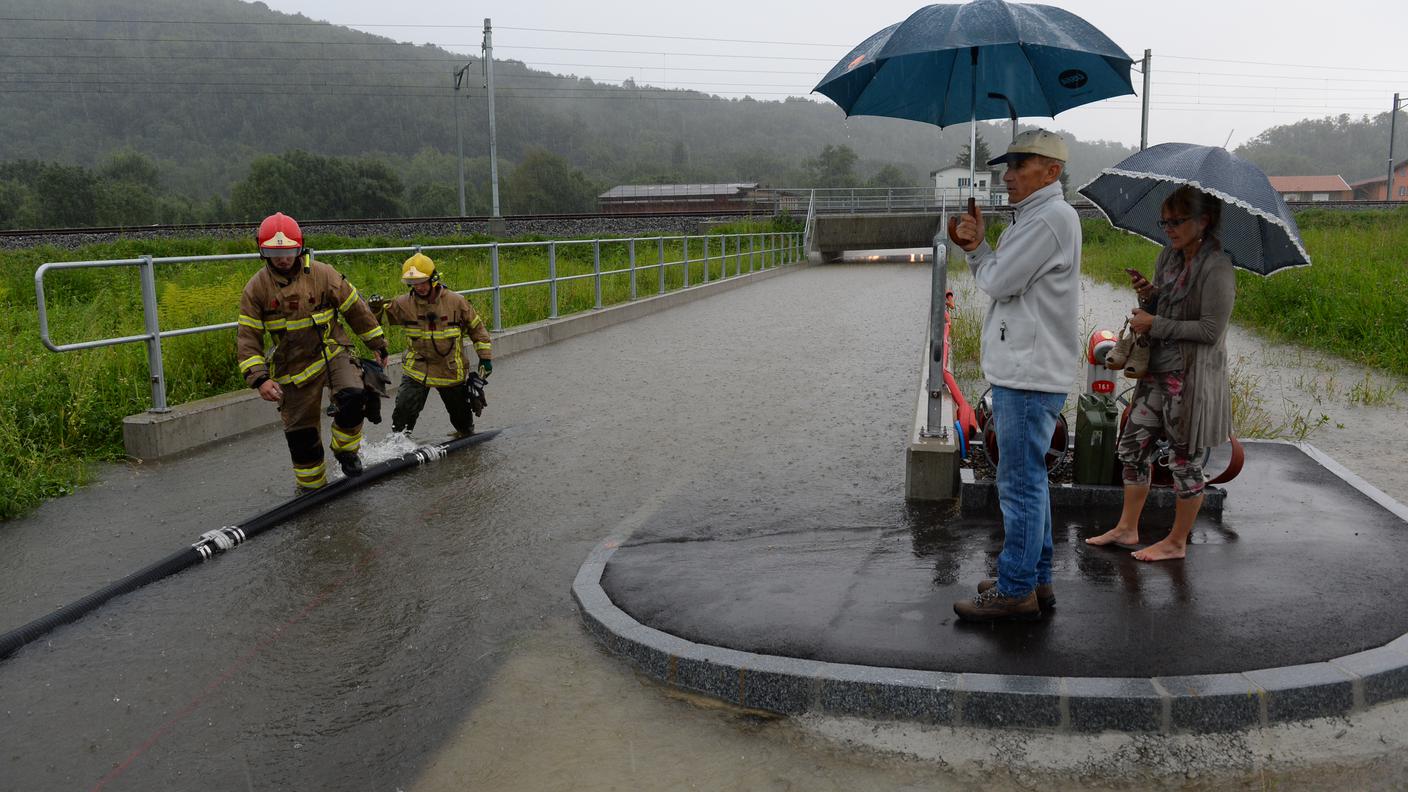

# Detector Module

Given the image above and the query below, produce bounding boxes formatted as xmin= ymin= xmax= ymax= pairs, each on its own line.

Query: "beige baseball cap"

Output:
xmin=987 ymin=128 xmax=1068 ymax=165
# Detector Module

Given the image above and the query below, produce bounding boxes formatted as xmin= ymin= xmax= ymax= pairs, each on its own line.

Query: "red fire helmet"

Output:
xmin=257 ymin=212 xmax=303 ymax=257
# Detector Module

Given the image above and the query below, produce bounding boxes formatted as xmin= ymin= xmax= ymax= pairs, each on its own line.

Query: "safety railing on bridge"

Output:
xmin=35 ymin=231 xmax=802 ymax=413
xmin=771 ymin=187 xmax=1010 ymax=216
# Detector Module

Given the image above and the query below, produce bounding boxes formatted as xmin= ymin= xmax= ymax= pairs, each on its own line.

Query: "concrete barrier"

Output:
xmin=904 ymin=326 xmax=961 ymax=501
xmin=812 ymin=213 xmax=942 ymax=261
xmin=122 ymin=261 xmax=808 ymax=460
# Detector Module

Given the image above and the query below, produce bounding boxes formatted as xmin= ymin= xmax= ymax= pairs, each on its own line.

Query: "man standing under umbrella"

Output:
xmin=949 ymin=129 xmax=1081 ymax=621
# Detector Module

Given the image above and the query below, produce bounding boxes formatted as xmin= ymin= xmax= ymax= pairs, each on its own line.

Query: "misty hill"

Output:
xmin=0 ymin=0 xmax=1145 ymax=217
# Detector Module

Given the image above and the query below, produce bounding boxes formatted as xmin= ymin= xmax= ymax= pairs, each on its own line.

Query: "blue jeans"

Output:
xmin=991 ymin=385 xmax=1066 ymax=598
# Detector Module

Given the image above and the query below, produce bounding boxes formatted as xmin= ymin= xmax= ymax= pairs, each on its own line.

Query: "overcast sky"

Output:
xmin=259 ymin=0 xmax=1408 ymax=152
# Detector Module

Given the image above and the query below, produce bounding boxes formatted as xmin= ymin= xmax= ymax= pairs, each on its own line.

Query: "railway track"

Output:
xmin=0 ymin=209 xmax=779 ymax=241
xmin=0 ymin=200 xmax=1397 ymax=244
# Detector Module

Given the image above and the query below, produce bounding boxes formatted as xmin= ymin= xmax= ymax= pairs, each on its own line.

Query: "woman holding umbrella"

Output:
xmin=1086 ymin=185 xmax=1235 ymax=561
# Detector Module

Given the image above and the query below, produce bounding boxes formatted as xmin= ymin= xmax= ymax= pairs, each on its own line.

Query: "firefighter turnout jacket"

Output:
xmin=237 ymin=259 xmax=388 ymax=390
xmin=383 ymin=286 xmax=492 ymax=387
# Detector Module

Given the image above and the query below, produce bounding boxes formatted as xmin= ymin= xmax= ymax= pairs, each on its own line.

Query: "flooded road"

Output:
xmin=3 ymin=262 xmax=1406 ymax=791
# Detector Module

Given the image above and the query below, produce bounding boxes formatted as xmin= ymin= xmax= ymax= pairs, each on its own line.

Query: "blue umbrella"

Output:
xmin=1078 ymin=142 xmax=1311 ymax=276
xmin=814 ymin=0 xmax=1135 ymax=191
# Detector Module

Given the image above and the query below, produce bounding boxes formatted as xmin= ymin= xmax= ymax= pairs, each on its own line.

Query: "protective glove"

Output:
xmin=477 ymin=359 xmax=493 ymax=379
xmin=366 ymin=294 xmax=388 ymax=316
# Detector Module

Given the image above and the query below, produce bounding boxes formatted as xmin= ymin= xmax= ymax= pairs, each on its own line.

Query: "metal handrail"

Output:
xmin=35 ymin=231 xmax=801 ymax=413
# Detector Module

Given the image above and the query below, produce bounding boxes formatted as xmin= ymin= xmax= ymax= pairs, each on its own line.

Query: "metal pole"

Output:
xmin=139 ymin=254 xmax=169 ymax=412
xmin=1140 ymin=49 xmax=1151 ymax=151
xmin=720 ymin=236 xmax=727 ymax=278
xmin=628 ymin=238 xmax=637 ymax=299
xmin=483 ymin=19 xmax=501 ymax=218
xmin=490 ymin=243 xmax=502 ymax=331
xmin=548 ymin=241 xmax=558 ymax=319
xmin=682 ymin=236 xmax=690 ymax=288
xmin=749 ymin=235 xmax=755 ymax=273
xmin=702 ymin=236 xmax=710 ymax=283
xmin=453 ymin=64 xmax=470 ymax=216
xmin=925 ymin=239 xmax=949 ymax=438
xmin=1388 ymin=93 xmax=1400 ymax=202
xmin=593 ymin=239 xmax=602 ymax=309
xmin=658 ymin=237 xmax=665 ymax=294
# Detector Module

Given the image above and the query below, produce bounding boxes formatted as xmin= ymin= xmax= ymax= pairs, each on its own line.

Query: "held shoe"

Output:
xmin=334 ymin=451 xmax=364 ymax=477
xmin=953 ymin=587 xmax=1041 ymax=622
xmin=1105 ymin=321 xmax=1134 ymax=369
xmin=1124 ymin=333 xmax=1151 ymax=379
xmin=979 ymin=579 xmax=1055 ymax=611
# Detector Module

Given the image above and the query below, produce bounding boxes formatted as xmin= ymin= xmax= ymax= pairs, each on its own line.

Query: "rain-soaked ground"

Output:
xmin=3 ymin=260 xmax=1408 ymax=791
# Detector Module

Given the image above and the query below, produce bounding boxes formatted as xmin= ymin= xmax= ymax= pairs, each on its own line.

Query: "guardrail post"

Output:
xmin=139 ymin=254 xmax=170 ymax=413
xmin=702 ymin=236 xmax=710 ymax=284
xmin=749 ymin=235 xmax=755 ymax=273
xmin=658 ymin=237 xmax=665 ymax=295
xmin=628 ymin=237 xmax=637 ymax=300
xmin=925 ymin=239 xmax=950 ymax=439
xmin=593 ymin=239 xmax=602 ymax=309
xmin=548 ymin=241 xmax=559 ymax=319
xmin=491 ymin=243 xmax=503 ymax=331
xmin=683 ymin=236 xmax=690 ymax=288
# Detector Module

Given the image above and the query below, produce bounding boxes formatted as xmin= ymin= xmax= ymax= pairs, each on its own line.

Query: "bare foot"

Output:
xmin=1086 ymin=526 xmax=1140 ymax=547
xmin=1132 ymin=539 xmax=1186 ymax=562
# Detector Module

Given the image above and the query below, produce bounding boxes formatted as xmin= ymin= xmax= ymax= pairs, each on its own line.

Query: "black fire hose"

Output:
xmin=0 ymin=430 xmax=499 ymax=661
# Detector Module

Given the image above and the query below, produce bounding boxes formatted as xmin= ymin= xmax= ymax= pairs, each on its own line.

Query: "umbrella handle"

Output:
xmin=967 ymin=197 xmax=977 ymax=218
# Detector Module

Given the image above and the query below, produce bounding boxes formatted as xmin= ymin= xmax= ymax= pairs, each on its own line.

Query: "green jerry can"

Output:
xmin=1074 ymin=392 xmax=1120 ymax=485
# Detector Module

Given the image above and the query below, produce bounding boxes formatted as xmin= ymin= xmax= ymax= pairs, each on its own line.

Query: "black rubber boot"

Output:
xmin=334 ymin=451 xmax=364 ymax=477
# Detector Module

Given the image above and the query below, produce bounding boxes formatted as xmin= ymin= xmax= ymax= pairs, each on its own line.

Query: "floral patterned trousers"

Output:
xmin=1116 ymin=371 xmax=1207 ymax=499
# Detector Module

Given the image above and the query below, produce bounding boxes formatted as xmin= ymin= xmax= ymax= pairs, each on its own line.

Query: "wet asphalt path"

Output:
xmin=0 ymin=263 xmax=930 ymax=792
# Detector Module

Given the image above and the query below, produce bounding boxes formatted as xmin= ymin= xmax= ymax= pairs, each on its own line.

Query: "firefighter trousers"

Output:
xmin=278 ymin=352 xmax=366 ymax=490
xmin=391 ymin=375 xmax=475 ymax=436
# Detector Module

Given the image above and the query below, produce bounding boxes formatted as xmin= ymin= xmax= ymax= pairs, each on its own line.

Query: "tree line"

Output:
xmin=0 ymin=142 xmax=924 ymax=229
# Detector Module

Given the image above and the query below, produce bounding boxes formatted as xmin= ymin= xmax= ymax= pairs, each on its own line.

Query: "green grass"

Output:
xmin=0 ymin=222 xmax=799 ymax=520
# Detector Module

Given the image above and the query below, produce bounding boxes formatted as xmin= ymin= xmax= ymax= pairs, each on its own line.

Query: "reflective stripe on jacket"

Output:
xmin=237 ymin=259 xmax=387 ymax=388
xmin=383 ymin=286 xmax=492 ymax=387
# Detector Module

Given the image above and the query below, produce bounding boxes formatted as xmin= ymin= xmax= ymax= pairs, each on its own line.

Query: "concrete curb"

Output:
xmin=122 ymin=260 xmax=809 ymax=460
xmin=574 ymin=440 xmax=1408 ymax=733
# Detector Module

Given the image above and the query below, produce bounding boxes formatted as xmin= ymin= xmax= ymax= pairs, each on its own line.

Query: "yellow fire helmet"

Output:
xmin=401 ymin=253 xmax=436 ymax=285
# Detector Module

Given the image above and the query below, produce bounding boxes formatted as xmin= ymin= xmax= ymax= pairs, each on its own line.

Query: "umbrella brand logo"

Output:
xmin=846 ymin=54 xmax=867 ymax=71
xmin=1059 ymin=69 xmax=1089 ymax=89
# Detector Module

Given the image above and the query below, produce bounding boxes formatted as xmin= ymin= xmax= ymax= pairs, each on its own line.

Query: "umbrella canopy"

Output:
xmin=1078 ymin=143 xmax=1311 ymax=276
xmin=813 ymin=0 xmax=1135 ymax=128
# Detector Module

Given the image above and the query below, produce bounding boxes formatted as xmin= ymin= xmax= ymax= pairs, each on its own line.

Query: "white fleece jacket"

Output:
xmin=964 ymin=180 xmax=1081 ymax=394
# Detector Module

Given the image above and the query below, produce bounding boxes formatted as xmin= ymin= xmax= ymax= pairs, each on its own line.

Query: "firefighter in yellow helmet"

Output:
xmin=236 ymin=212 xmax=389 ymax=493
xmin=381 ymin=253 xmax=493 ymax=436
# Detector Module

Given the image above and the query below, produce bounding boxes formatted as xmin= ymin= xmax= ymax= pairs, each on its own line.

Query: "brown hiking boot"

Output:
xmin=1123 ymin=332 xmax=1151 ymax=379
xmin=979 ymin=579 xmax=1055 ymax=610
xmin=953 ymin=587 xmax=1041 ymax=622
xmin=1104 ymin=321 xmax=1134 ymax=369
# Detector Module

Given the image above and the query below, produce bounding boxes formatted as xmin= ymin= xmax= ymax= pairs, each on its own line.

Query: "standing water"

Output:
xmin=1 ymin=264 xmax=1405 ymax=791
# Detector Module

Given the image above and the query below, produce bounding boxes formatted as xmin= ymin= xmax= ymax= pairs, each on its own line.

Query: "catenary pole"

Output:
xmin=1388 ymin=93 xmax=1400 ymax=202
xmin=484 ymin=19 xmax=501 ymax=218
xmin=1140 ymin=50 xmax=1151 ymax=151
xmin=453 ymin=63 xmax=471 ymax=217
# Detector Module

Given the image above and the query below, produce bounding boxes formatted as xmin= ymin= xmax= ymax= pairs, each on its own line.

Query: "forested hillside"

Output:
xmin=0 ymin=0 xmax=1155 ymax=227
xmin=1234 ymin=113 xmax=1406 ymax=183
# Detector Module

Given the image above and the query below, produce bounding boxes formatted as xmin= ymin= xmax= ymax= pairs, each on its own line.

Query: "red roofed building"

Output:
xmin=1267 ymin=175 xmax=1353 ymax=202
xmin=1348 ymin=159 xmax=1408 ymax=201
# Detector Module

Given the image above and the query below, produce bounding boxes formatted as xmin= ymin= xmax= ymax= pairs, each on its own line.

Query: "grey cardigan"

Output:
xmin=1144 ymin=243 xmax=1236 ymax=450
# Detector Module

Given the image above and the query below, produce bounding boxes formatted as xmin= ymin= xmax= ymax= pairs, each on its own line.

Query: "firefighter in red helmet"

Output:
xmin=237 ymin=212 xmax=389 ymax=493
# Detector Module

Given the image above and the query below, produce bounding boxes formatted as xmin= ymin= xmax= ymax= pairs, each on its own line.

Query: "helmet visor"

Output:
xmin=261 ymin=245 xmax=301 ymax=259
